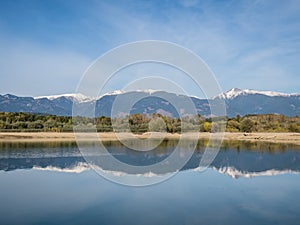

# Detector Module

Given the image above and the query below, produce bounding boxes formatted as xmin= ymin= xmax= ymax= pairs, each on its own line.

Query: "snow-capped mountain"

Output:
xmin=0 ymin=88 xmax=299 ymax=117
xmin=34 ymin=93 xmax=96 ymax=103
xmin=215 ymin=88 xmax=300 ymax=100
xmin=34 ymin=89 xmax=164 ymax=102
xmin=213 ymin=88 xmax=300 ymax=116
xmin=104 ymin=89 xmax=159 ymax=95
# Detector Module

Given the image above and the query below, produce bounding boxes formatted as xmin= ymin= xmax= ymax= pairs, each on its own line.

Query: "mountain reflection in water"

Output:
xmin=0 ymin=140 xmax=299 ymax=179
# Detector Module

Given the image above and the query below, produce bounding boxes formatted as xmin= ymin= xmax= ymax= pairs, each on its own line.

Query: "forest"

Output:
xmin=0 ymin=112 xmax=299 ymax=133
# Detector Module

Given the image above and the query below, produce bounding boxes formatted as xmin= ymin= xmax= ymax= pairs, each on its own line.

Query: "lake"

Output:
xmin=0 ymin=140 xmax=300 ymax=225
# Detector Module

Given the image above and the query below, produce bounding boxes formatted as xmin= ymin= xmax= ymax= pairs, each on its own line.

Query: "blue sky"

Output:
xmin=0 ymin=0 xmax=299 ymax=97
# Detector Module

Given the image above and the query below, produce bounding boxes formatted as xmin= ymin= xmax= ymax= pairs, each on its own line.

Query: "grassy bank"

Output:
xmin=0 ymin=132 xmax=300 ymax=145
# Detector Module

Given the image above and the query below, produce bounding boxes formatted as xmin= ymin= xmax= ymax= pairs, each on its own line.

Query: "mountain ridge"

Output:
xmin=1 ymin=88 xmax=299 ymax=117
xmin=215 ymin=88 xmax=300 ymax=100
xmin=32 ymin=88 xmax=300 ymax=101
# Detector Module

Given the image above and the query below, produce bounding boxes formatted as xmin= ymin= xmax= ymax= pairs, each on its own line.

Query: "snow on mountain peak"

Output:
xmin=218 ymin=88 xmax=243 ymax=99
xmin=136 ymin=89 xmax=160 ymax=94
xmin=104 ymin=90 xmax=125 ymax=96
xmin=101 ymin=89 xmax=162 ymax=97
xmin=34 ymin=90 xmax=163 ymax=102
xmin=33 ymin=88 xmax=300 ymax=102
xmin=216 ymin=88 xmax=299 ymax=100
xmin=34 ymin=93 xmax=96 ymax=103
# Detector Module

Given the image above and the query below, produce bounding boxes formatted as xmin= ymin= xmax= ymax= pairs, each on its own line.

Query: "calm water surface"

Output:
xmin=0 ymin=140 xmax=300 ymax=225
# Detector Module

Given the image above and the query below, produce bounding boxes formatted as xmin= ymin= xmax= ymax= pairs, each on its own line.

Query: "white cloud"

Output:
xmin=1 ymin=0 xmax=299 ymax=96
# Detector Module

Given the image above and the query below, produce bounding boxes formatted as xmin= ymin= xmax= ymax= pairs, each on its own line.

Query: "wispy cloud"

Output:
xmin=86 ymin=1 xmax=300 ymax=93
xmin=0 ymin=0 xmax=299 ymax=96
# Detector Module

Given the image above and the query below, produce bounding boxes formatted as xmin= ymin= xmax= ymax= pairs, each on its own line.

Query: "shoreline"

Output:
xmin=0 ymin=132 xmax=300 ymax=145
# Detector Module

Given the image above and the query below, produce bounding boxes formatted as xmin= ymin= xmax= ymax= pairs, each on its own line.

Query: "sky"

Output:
xmin=0 ymin=0 xmax=300 ymax=97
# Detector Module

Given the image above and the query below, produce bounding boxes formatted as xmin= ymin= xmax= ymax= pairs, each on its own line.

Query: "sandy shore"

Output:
xmin=0 ymin=132 xmax=300 ymax=145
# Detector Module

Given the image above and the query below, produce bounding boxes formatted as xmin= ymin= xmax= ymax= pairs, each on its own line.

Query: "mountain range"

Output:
xmin=0 ymin=88 xmax=299 ymax=117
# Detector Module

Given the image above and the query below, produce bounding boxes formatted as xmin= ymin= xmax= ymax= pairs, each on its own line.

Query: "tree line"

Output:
xmin=0 ymin=112 xmax=299 ymax=133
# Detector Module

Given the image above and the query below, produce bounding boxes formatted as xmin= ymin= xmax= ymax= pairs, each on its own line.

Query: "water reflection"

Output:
xmin=0 ymin=140 xmax=300 ymax=178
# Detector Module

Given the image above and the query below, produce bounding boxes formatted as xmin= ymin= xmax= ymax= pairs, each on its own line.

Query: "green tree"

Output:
xmin=289 ymin=123 xmax=300 ymax=132
xmin=241 ymin=118 xmax=254 ymax=133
